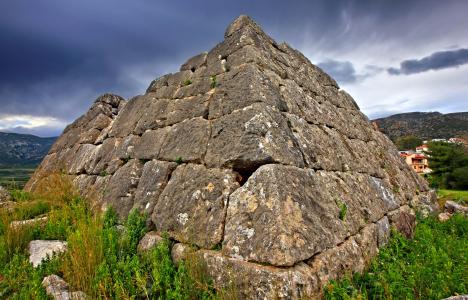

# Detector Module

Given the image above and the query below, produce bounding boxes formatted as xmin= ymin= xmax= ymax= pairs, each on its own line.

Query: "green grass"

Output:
xmin=0 ymin=167 xmax=36 ymax=190
xmin=0 ymin=176 xmax=222 ymax=299
xmin=437 ymin=189 xmax=468 ymax=205
xmin=324 ymin=214 xmax=468 ymax=300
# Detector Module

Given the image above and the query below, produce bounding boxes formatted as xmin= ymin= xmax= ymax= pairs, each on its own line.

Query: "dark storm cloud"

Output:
xmin=388 ymin=48 xmax=468 ymax=75
xmin=0 ymin=0 xmax=360 ymax=127
xmin=317 ymin=60 xmax=357 ymax=84
xmin=0 ymin=0 xmax=467 ymax=136
xmin=317 ymin=60 xmax=383 ymax=84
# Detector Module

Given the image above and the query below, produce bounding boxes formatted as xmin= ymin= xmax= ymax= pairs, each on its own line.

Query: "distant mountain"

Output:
xmin=0 ymin=132 xmax=56 ymax=166
xmin=373 ymin=112 xmax=468 ymax=141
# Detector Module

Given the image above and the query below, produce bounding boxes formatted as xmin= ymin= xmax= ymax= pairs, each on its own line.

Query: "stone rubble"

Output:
xmin=137 ymin=231 xmax=164 ymax=253
xmin=42 ymin=275 xmax=87 ymax=300
xmin=10 ymin=216 xmax=48 ymax=229
xmin=28 ymin=240 xmax=67 ymax=267
xmin=445 ymin=200 xmax=468 ymax=216
xmin=0 ymin=185 xmax=11 ymax=202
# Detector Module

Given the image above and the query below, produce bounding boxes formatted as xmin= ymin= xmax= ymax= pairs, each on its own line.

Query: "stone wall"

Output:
xmin=26 ymin=15 xmax=437 ymax=299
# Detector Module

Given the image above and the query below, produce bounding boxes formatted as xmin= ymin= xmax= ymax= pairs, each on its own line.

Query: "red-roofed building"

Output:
xmin=399 ymin=151 xmax=431 ymax=174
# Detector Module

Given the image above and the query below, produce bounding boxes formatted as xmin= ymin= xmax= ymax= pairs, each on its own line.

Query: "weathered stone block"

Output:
xmin=158 ymin=117 xmax=210 ymax=163
xmin=102 ymin=159 xmax=143 ymax=218
xmin=208 ymin=64 xmax=286 ymax=119
xmin=199 ymin=250 xmax=317 ymax=299
xmin=134 ymin=128 xmax=168 ymax=160
xmin=133 ymin=160 xmax=177 ymax=215
xmin=180 ymin=52 xmax=207 ymax=72
xmin=205 ymin=103 xmax=304 ymax=170
xmin=28 ymin=240 xmax=67 ymax=268
xmin=152 ymin=164 xmax=239 ymax=248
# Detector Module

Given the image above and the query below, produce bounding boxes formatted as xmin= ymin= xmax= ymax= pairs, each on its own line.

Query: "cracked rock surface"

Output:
xmin=26 ymin=15 xmax=437 ymax=298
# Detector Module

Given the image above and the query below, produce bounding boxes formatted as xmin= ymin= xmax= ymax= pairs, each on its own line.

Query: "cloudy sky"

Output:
xmin=1 ymin=0 xmax=467 ymax=137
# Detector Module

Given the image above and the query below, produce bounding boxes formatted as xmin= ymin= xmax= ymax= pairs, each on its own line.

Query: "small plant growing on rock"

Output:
xmin=183 ymin=79 xmax=192 ymax=86
xmin=335 ymin=199 xmax=347 ymax=221
xmin=175 ymin=157 xmax=183 ymax=165
xmin=210 ymin=75 xmax=217 ymax=89
xmin=100 ymin=170 xmax=108 ymax=177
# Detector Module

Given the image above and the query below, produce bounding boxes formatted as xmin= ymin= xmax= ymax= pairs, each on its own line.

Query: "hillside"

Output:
xmin=373 ymin=111 xmax=468 ymax=141
xmin=0 ymin=132 xmax=56 ymax=166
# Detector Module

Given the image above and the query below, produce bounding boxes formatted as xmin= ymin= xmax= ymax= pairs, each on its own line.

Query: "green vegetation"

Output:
xmin=437 ymin=189 xmax=468 ymax=205
xmin=395 ymin=135 xmax=423 ymax=151
xmin=325 ymin=214 xmax=468 ymax=300
xmin=0 ymin=173 xmax=222 ymax=299
xmin=0 ymin=167 xmax=36 ymax=189
xmin=183 ymin=79 xmax=192 ymax=86
xmin=335 ymin=199 xmax=347 ymax=221
xmin=210 ymin=75 xmax=217 ymax=89
xmin=426 ymin=141 xmax=468 ymax=189
xmin=175 ymin=156 xmax=183 ymax=165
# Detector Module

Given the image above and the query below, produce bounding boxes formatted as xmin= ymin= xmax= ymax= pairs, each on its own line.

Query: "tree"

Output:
xmin=426 ymin=141 xmax=468 ymax=189
xmin=395 ymin=135 xmax=423 ymax=150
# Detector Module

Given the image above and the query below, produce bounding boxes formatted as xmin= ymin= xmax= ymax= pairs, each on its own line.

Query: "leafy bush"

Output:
xmin=325 ymin=214 xmax=468 ymax=300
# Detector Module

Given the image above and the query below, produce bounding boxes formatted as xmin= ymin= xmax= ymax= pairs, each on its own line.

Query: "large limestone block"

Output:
xmin=67 ymin=144 xmax=98 ymax=174
xmin=102 ymin=159 xmax=143 ymax=218
xmin=205 ymin=103 xmax=304 ymax=170
xmin=172 ymin=77 xmax=212 ymax=99
xmin=166 ymin=94 xmax=210 ymax=125
xmin=307 ymin=222 xmax=380 ymax=294
xmin=208 ymin=64 xmax=287 ymax=119
xmin=109 ymin=95 xmax=148 ymax=138
xmin=134 ymin=128 xmax=169 ymax=160
xmin=133 ymin=95 xmax=168 ymax=135
xmin=87 ymin=137 xmax=123 ymax=175
xmin=223 ymin=164 xmax=401 ymax=267
xmin=158 ymin=117 xmax=210 ymax=163
xmin=152 ymin=164 xmax=239 ymax=248
xmin=180 ymin=52 xmax=207 ymax=72
xmin=199 ymin=250 xmax=317 ymax=299
xmin=224 ymin=164 xmax=345 ymax=266
xmin=132 ymin=160 xmax=177 ymax=214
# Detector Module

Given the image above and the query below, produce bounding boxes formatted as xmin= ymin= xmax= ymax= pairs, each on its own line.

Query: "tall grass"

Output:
xmin=0 ymin=172 xmax=221 ymax=299
xmin=325 ymin=214 xmax=468 ymax=300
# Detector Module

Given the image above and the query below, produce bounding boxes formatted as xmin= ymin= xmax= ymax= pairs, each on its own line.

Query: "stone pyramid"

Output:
xmin=26 ymin=15 xmax=437 ymax=298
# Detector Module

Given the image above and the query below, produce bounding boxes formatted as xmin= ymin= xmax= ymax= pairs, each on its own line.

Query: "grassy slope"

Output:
xmin=437 ymin=189 xmax=468 ymax=205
